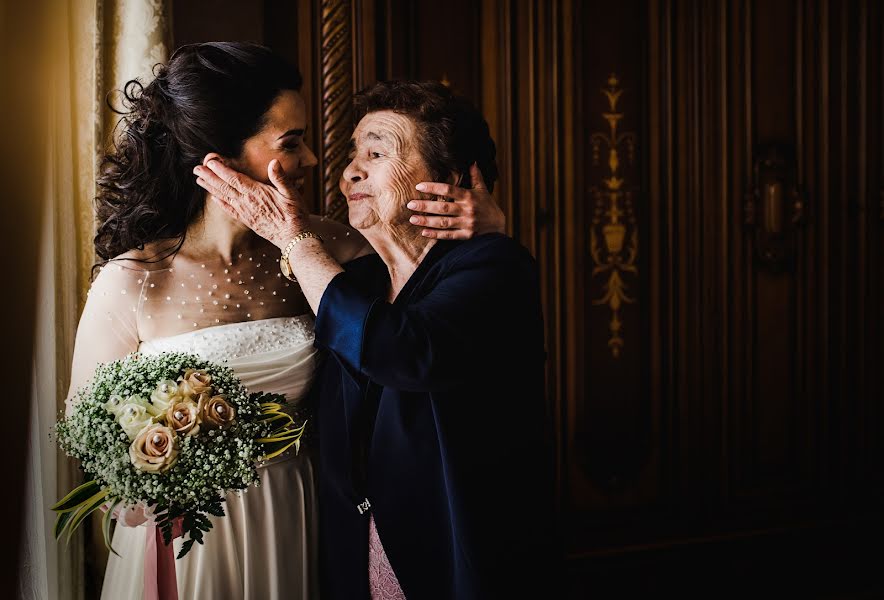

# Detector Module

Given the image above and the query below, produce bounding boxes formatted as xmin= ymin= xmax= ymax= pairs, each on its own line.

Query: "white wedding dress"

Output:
xmin=99 ymin=315 xmax=320 ymax=600
xmin=64 ymin=222 xmax=368 ymax=599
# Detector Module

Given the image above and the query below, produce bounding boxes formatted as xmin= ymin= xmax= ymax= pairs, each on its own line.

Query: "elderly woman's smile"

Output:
xmin=341 ymin=110 xmax=435 ymax=233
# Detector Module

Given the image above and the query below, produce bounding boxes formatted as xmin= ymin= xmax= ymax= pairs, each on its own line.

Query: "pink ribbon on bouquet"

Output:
xmin=143 ymin=517 xmax=183 ymax=600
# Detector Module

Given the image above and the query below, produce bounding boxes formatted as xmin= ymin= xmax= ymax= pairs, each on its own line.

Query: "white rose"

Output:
xmin=149 ymin=380 xmax=181 ymax=415
xmin=117 ymin=402 xmax=155 ymax=440
xmin=103 ymin=394 xmax=125 ymax=415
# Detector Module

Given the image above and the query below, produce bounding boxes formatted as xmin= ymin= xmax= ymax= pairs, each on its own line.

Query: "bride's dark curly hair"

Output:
xmin=94 ymin=42 xmax=303 ymax=262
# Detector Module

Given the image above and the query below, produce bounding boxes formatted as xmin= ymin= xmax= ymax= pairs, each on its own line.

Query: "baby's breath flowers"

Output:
xmin=53 ymin=352 xmax=304 ymax=558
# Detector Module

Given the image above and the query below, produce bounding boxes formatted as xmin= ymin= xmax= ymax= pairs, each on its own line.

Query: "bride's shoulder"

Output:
xmin=307 ymin=214 xmax=373 ymax=263
xmin=82 ymin=260 xmax=145 ymax=318
xmin=87 ymin=243 xmax=175 ymax=296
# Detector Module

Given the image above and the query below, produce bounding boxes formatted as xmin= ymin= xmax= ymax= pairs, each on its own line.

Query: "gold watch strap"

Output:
xmin=280 ymin=231 xmax=323 ymax=281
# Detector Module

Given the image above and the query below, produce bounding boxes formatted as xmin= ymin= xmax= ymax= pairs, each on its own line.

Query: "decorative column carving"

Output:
xmin=320 ymin=0 xmax=354 ymax=222
xmin=589 ymin=74 xmax=638 ymax=358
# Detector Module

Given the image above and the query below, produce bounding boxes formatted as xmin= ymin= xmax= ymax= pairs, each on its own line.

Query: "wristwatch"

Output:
xmin=279 ymin=231 xmax=323 ymax=282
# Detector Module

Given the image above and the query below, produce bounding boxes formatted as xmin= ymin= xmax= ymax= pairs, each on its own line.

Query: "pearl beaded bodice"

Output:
xmin=69 ymin=241 xmax=335 ymax=404
xmin=96 ymin=246 xmax=311 ymax=341
xmin=138 ymin=315 xmax=315 ymax=363
xmin=137 ymin=315 xmax=319 ymax=405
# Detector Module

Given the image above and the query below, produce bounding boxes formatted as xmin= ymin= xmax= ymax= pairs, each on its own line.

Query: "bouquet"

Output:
xmin=52 ymin=351 xmax=305 ymax=559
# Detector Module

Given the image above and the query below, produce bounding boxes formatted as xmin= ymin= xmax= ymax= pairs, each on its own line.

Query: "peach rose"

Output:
xmin=198 ymin=393 xmax=235 ymax=429
xmin=129 ymin=424 xmax=178 ymax=473
xmin=177 ymin=369 xmax=212 ymax=398
xmin=165 ymin=398 xmax=201 ymax=437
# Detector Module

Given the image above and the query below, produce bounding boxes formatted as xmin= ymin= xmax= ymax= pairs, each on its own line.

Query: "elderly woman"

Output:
xmin=195 ymin=81 xmax=554 ymax=599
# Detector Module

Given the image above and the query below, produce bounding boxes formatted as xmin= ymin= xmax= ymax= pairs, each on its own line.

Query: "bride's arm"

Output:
xmin=65 ymin=262 xmax=143 ymax=415
xmin=65 ymin=260 xmax=157 ymax=527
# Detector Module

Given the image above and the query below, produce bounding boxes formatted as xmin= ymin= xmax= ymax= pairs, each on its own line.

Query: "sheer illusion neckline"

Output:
xmin=104 ymin=249 xmax=311 ymax=341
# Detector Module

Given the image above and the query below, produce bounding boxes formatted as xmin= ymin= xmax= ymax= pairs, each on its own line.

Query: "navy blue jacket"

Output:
xmin=314 ymin=234 xmax=555 ymax=599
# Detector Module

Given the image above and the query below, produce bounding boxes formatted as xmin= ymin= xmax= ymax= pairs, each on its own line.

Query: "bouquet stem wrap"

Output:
xmin=144 ymin=517 xmax=183 ymax=600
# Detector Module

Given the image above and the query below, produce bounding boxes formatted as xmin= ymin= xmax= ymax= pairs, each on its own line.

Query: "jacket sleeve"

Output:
xmin=313 ymin=239 xmax=539 ymax=392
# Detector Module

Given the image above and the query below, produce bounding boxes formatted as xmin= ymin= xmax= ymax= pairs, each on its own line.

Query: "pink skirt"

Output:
xmin=368 ymin=514 xmax=406 ymax=599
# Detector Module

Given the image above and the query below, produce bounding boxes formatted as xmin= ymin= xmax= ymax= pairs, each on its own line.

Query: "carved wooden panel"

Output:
xmin=318 ymin=0 xmax=354 ymax=221
xmin=572 ymin=0 xmax=651 ymax=527
xmin=461 ymin=0 xmax=882 ymax=595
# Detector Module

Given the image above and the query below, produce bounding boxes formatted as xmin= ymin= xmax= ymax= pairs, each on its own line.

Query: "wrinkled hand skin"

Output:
xmin=408 ymin=163 xmax=505 ymax=240
xmin=194 ymin=156 xmax=310 ymax=250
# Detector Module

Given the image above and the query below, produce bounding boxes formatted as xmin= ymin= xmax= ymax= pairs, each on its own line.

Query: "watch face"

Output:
xmin=280 ymin=255 xmax=291 ymax=278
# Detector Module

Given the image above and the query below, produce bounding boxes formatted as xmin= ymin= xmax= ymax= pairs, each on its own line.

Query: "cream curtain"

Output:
xmin=20 ymin=2 xmax=170 ymax=599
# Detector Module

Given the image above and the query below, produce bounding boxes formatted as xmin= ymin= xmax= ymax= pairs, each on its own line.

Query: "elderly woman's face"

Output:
xmin=340 ymin=110 xmax=434 ymax=232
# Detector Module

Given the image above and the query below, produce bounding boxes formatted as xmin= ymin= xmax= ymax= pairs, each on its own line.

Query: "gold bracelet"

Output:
xmin=279 ymin=231 xmax=323 ymax=282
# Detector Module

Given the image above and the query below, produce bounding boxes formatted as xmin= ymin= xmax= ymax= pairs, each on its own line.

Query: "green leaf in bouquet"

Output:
xmin=53 ymin=509 xmax=76 ymax=541
xmin=102 ymin=498 xmax=122 ymax=557
xmin=192 ymin=512 xmax=212 ymax=537
xmin=157 ymin=506 xmax=180 ymax=546
xmin=252 ymin=392 xmax=288 ymax=405
xmin=182 ymin=513 xmax=196 ymax=536
xmin=177 ymin=538 xmax=196 ymax=560
xmin=65 ymin=487 xmax=110 ymax=543
xmin=53 ymin=482 xmax=109 ymax=542
xmin=258 ymin=434 xmax=304 ymax=461
xmin=204 ymin=498 xmax=226 ymax=517
xmin=51 ymin=479 xmax=102 ymax=513
xmin=256 ymin=412 xmax=292 ymax=426
xmin=257 ymin=431 xmax=303 ymax=445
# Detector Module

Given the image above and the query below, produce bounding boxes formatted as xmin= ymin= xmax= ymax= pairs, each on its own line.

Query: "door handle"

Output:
xmin=744 ymin=145 xmax=804 ymax=271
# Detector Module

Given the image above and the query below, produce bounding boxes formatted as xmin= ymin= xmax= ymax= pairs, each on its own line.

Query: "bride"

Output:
xmin=66 ymin=42 xmax=503 ymax=599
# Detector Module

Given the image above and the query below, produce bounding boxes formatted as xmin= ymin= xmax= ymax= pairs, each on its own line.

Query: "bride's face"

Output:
xmin=233 ymin=89 xmax=317 ymax=192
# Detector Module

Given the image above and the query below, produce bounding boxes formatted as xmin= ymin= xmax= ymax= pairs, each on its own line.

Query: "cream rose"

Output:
xmin=198 ymin=393 xmax=235 ymax=429
xmin=129 ymin=424 xmax=178 ymax=473
xmin=177 ymin=369 xmax=212 ymax=398
xmin=165 ymin=398 xmax=201 ymax=437
xmin=103 ymin=394 xmax=126 ymax=415
xmin=149 ymin=379 xmax=181 ymax=415
xmin=117 ymin=400 xmax=155 ymax=440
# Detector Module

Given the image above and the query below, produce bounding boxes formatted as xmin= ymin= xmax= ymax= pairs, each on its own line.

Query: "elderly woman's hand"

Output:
xmin=407 ymin=164 xmax=505 ymax=240
xmin=194 ymin=155 xmax=309 ymax=250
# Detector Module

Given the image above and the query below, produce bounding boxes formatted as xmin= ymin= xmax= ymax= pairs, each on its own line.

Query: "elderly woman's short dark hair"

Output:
xmin=353 ymin=81 xmax=499 ymax=193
